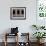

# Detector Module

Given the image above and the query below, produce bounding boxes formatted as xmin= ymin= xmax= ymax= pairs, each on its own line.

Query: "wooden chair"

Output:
xmin=20 ymin=33 xmax=30 ymax=46
xmin=4 ymin=33 xmax=18 ymax=46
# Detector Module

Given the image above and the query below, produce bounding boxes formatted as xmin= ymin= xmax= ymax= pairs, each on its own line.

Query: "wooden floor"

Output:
xmin=0 ymin=42 xmax=46 ymax=46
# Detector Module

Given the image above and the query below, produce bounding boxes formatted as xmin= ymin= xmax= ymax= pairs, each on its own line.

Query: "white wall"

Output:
xmin=0 ymin=0 xmax=37 ymax=42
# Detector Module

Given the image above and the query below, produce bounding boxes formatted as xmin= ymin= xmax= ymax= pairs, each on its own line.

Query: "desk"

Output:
xmin=4 ymin=33 xmax=30 ymax=46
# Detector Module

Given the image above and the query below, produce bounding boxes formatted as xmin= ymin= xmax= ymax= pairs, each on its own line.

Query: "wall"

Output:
xmin=0 ymin=0 xmax=37 ymax=42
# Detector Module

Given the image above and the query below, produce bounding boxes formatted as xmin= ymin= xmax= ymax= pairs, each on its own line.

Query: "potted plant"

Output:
xmin=32 ymin=24 xmax=45 ymax=30
xmin=32 ymin=25 xmax=39 ymax=30
xmin=33 ymin=32 xmax=46 ymax=43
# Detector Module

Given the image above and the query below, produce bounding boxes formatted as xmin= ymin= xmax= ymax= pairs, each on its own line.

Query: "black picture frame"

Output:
xmin=10 ymin=7 xmax=26 ymax=20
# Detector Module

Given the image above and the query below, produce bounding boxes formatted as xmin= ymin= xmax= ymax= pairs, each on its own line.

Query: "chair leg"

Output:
xmin=4 ymin=33 xmax=7 ymax=46
xmin=4 ymin=41 xmax=7 ymax=46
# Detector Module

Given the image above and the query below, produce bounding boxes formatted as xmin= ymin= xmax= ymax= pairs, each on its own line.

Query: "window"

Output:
xmin=37 ymin=0 xmax=46 ymax=18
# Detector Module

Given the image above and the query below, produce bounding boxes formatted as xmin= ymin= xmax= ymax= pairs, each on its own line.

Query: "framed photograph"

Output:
xmin=10 ymin=7 xmax=26 ymax=20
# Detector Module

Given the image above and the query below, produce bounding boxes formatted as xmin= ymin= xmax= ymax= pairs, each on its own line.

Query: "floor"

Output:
xmin=0 ymin=42 xmax=46 ymax=46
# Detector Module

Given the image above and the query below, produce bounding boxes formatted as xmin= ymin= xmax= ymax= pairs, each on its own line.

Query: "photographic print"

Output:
xmin=10 ymin=7 xmax=26 ymax=20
